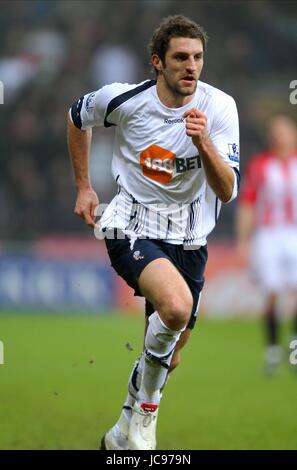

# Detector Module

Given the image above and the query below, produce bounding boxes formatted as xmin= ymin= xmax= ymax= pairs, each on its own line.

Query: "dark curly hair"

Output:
xmin=149 ymin=15 xmax=208 ymax=74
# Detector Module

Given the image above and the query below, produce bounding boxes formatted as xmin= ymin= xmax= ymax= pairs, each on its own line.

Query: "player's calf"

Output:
xmin=169 ymin=350 xmax=181 ymax=372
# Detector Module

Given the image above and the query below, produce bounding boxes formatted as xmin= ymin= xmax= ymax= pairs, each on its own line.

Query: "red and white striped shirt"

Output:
xmin=240 ymin=151 xmax=297 ymax=227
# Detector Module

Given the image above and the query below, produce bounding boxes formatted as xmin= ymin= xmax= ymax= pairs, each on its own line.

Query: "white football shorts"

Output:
xmin=250 ymin=226 xmax=297 ymax=292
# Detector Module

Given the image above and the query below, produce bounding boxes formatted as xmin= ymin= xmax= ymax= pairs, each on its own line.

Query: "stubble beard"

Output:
xmin=163 ymin=73 xmax=197 ymax=99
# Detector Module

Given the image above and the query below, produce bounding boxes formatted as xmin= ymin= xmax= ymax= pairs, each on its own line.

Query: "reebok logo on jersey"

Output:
xmin=140 ymin=144 xmax=201 ymax=184
xmin=164 ymin=117 xmax=184 ymax=125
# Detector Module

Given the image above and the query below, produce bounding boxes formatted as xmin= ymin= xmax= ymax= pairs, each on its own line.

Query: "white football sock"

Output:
xmin=138 ymin=311 xmax=184 ymax=405
xmin=116 ymin=354 xmax=145 ymax=429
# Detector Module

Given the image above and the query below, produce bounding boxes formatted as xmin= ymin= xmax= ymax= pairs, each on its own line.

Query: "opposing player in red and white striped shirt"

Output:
xmin=238 ymin=114 xmax=297 ymax=373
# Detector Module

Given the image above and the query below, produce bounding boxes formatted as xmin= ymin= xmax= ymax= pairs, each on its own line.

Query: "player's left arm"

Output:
xmin=184 ymin=100 xmax=239 ymax=203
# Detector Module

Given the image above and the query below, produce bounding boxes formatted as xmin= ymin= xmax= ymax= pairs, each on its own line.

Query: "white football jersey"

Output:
xmin=70 ymin=79 xmax=240 ymax=246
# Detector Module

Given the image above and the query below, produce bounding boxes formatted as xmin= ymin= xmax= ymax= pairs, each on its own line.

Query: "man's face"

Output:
xmin=153 ymin=37 xmax=204 ymax=97
xmin=267 ymin=116 xmax=297 ymax=152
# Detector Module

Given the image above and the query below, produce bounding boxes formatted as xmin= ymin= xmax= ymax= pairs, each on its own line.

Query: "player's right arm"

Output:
xmin=67 ymin=114 xmax=98 ymax=228
xmin=67 ymin=82 xmax=138 ymax=227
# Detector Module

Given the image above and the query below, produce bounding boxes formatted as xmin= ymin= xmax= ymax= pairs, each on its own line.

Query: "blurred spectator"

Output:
xmin=0 ymin=55 xmax=39 ymax=102
xmin=91 ymin=44 xmax=142 ymax=87
xmin=23 ymin=29 xmax=67 ymax=80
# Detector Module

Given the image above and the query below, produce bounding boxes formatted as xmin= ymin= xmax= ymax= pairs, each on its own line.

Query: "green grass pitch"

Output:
xmin=0 ymin=312 xmax=296 ymax=450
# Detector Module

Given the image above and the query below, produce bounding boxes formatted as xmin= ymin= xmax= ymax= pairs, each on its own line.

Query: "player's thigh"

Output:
xmin=138 ymin=258 xmax=193 ymax=328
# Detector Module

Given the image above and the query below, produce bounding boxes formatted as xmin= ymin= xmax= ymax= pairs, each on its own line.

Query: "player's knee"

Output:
xmin=157 ymin=293 xmax=192 ymax=330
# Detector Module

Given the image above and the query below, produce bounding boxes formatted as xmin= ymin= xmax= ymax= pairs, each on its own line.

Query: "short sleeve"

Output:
xmin=209 ymin=93 xmax=240 ymax=203
xmin=209 ymin=95 xmax=240 ymax=172
xmin=69 ymin=83 xmax=135 ymax=130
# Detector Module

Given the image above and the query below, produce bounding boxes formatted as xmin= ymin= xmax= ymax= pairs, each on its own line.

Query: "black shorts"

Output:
xmin=104 ymin=231 xmax=208 ymax=329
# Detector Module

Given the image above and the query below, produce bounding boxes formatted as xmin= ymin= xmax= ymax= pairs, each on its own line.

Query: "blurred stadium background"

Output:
xmin=0 ymin=0 xmax=296 ymax=450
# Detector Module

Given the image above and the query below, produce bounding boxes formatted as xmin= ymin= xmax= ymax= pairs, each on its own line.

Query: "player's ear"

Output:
xmin=151 ymin=54 xmax=162 ymax=73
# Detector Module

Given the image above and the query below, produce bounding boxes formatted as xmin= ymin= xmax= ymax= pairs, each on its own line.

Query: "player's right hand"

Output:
xmin=74 ymin=187 xmax=99 ymax=228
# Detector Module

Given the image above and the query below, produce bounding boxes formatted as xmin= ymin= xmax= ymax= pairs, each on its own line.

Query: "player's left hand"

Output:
xmin=183 ymin=108 xmax=208 ymax=147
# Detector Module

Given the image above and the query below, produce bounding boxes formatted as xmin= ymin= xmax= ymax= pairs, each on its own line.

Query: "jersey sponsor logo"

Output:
xmin=164 ymin=117 xmax=184 ymax=125
xmin=176 ymin=155 xmax=201 ymax=173
xmin=140 ymin=144 xmax=176 ymax=183
xmin=228 ymin=143 xmax=239 ymax=162
xmin=140 ymin=144 xmax=201 ymax=184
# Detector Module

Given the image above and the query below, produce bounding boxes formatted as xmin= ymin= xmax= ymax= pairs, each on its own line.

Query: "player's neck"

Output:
xmin=156 ymin=78 xmax=194 ymax=108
